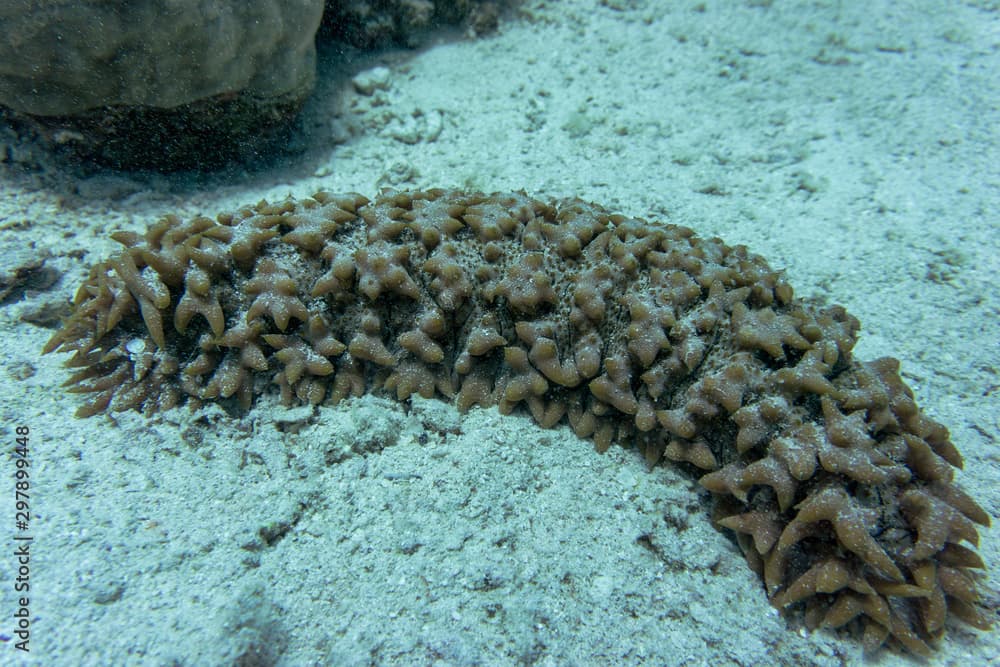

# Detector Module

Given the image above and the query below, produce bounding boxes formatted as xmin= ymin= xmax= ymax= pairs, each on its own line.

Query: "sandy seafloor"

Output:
xmin=0 ymin=1 xmax=998 ymax=665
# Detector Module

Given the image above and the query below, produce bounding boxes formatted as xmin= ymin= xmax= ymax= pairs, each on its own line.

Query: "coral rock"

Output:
xmin=0 ymin=1 xmax=325 ymax=169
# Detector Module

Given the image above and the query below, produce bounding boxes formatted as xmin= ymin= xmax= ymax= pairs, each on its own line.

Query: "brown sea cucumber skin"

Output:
xmin=45 ymin=189 xmax=992 ymax=655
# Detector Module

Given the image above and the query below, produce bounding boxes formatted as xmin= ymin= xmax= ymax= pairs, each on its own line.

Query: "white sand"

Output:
xmin=0 ymin=1 xmax=997 ymax=665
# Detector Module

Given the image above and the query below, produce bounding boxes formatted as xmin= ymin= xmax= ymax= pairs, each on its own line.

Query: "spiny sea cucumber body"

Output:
xmin=45 ymin=189 xmax=992 ymax=655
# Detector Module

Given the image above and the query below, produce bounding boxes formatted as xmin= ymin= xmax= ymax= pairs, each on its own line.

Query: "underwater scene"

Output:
xmin=0 ymin=1 xmax=997 ymax=665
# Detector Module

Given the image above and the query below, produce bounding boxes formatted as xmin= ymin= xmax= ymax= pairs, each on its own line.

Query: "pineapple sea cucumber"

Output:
xmin=45 ymin=188 xmax=993 ymax=655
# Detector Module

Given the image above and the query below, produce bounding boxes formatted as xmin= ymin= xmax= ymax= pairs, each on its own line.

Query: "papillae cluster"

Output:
xmin=45 ymin=189 xmax=993 ymax=654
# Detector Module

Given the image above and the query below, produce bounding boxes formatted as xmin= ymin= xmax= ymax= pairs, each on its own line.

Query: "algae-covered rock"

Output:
xmin=0 ymin=0 xmax=325 ymax=169
xmin=0 ymin=0 xmax=324 ymax=115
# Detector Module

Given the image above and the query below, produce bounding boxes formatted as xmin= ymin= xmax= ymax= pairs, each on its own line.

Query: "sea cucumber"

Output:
xmin=44 ymin=188 xmax=993 ymax=655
